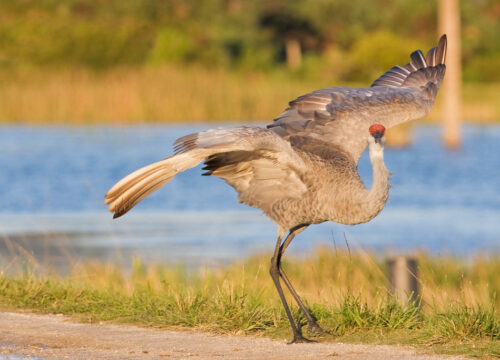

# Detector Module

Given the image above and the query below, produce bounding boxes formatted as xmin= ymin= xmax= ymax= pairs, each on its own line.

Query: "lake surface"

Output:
xmin=0 ymin=124 xmax=499 ymax=271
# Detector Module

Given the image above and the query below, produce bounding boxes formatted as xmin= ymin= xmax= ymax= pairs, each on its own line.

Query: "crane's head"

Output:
xmin=369 ymin=124 xmax=386 ymax=145
xmin=368 ymin=124 xmax=386 ymax=161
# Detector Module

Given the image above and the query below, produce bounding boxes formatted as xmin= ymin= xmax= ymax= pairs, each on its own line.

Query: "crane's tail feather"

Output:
xmin=371 ymin=34 xmax=447 ymax=91
xmin=105 ymin=153 xmax=203 ymax=218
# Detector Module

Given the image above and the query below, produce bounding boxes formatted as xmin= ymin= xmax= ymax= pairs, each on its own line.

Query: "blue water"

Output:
xmin=0 ymin=124 xmax=499 ymax=269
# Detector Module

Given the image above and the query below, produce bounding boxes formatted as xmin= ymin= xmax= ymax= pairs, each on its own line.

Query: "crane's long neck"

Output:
xmin=363 ymin=139 xmax=391 ymax=221
xmin=325 ymin=137 xmax=390 ymax=226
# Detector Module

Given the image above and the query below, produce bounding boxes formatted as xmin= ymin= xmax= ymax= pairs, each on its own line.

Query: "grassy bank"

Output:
xmin=0 ymin=67 xmax=498 ymax=124
xmin=0 ymin=249 xmax=499 ymax=358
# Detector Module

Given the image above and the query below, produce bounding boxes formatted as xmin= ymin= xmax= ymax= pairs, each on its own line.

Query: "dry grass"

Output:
xmin=0 ymin=67 xmax=498 ymax=124
xmin=2 ymin=246 xmax=499 ymax=312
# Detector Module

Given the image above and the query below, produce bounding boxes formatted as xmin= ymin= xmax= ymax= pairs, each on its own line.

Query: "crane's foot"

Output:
xmin=288 ymin=333 xmax=315 ymax=344
xmin=307 ymin=322 xmax=327 ymax=334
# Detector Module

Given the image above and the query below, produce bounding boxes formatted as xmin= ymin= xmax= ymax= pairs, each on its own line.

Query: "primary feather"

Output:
xmin=268 ymin=34 xmax=447 ymax=163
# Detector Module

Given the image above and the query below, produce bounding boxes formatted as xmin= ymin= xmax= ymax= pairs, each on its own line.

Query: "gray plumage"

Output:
xmin=105 ymin=35 xmax=447 ymax=342
xmin=269 ymin=35 xmax=447 ymax=164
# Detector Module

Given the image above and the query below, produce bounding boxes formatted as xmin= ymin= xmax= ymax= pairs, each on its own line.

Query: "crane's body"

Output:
xmin=193 ymin=128 xmax=389 ymax=232
xmin=105 ymin=35 xmax=447 ymax=342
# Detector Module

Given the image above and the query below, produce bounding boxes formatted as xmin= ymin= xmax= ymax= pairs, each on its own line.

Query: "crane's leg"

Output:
xmin=278 ymin=226 xmax=325 ymax=334
xmin=270 ymin=225 xmax=312 ymax=343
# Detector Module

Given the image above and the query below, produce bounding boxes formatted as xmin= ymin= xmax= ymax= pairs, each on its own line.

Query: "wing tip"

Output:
xmin=436 ymin=34 xmax=447 ymax=65
xmin=371 ymin=35 xmax=447 ymax=88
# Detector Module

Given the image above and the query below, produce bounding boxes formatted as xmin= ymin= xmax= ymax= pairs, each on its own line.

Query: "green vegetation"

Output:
xmin=1 ymin=0 xmax=498 ymax=82
xmin=1 ymin=249 xmax=499 ymax=358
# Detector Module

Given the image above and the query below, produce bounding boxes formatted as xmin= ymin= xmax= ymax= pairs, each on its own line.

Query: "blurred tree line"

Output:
xmin=0 ymin=0 xmax=498 ymax=82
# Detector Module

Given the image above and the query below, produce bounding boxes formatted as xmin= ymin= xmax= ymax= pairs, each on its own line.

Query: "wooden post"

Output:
xmin=285 ymin=37 xmax=302 ymax=70
xmin=386 ymin=256 xmax=419 ymax=305
xmin=439 ymin=0 xmax=462 ymax=148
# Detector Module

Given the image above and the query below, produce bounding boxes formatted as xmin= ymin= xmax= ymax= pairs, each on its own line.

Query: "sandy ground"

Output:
xmin=0 ymin=311 xmax=472 ymax=360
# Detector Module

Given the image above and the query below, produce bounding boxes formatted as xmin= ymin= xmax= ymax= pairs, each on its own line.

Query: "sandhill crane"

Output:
xmin=105 ymin=35 xmax=447 ymax=343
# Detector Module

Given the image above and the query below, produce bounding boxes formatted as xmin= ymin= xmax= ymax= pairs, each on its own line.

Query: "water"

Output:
xmin=0 ymin=124 xmax=499 ymax=270
xmin=0 ymin=355 xmax=45 ymax=360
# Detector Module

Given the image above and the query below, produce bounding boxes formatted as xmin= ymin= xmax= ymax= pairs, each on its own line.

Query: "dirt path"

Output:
xmin=0 ymin=311 xmax=470 ymax=360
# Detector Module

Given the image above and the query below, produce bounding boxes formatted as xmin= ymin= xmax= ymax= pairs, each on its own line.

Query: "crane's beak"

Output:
xmin=372 ymin=131 xmax=383 ymax=144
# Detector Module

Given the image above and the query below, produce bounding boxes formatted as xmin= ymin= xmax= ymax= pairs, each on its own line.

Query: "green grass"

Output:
xmin=1 ymin=250 xmax=499 ymax=358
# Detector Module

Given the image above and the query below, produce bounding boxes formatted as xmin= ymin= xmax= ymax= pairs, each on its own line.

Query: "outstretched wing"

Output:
xmin=105 ymin=127 xmax=308 ymax=218
xmin=175 ymin=127 xmax=308 ymax=211
xmin=268 ymin=35 xmax=447 ymax=163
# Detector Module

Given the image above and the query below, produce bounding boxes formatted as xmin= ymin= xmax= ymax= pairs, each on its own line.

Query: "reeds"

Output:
xmin=0 ymin=67 xmax=498 ymax=124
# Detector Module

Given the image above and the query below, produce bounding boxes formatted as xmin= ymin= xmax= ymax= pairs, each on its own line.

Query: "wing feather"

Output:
xmin=268 ymin=35 xmax=447 ymax=163
xmin=105 ymin=127 xmax=308 ymax=217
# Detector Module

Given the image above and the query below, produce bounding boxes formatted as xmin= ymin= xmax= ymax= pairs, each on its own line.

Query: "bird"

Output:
xmin=105 ymin=35 xmax=447 ymax=343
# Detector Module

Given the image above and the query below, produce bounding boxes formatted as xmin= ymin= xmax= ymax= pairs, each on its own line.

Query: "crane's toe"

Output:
xmin=289 ymin=333 xmax=316 ymax=344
